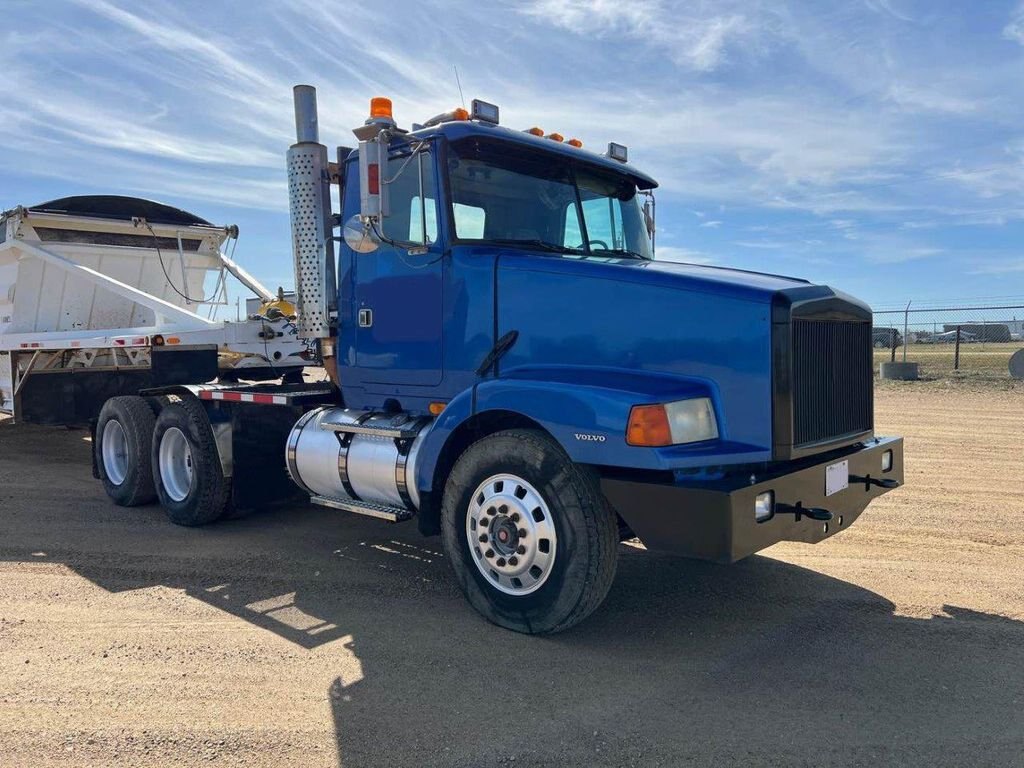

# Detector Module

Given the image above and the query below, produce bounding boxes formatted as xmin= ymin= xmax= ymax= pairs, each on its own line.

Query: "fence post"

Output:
xmin=903 ymin=301 xmax=911 ymax=363
xmin=954 ymin=326 xmax=961 ymax=371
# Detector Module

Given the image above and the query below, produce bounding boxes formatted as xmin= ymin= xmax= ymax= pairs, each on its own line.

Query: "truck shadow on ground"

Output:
xmin=2 ymin=420 xmax=1022 ymax=766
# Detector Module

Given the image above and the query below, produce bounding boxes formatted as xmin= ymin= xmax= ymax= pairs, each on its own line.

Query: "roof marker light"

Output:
xmin=526 ymin=126 xmax=544 ymax=136
xmin=606 ymin=142 xmax=628 ymax=163
xmin=546 ymin=133 xmax=564 ymax=142
xmin=567 ymin=138 xmax=583 ymax=148
xmin=421 ymin=107 xmax=470 ymax=128
xmin=471 ymin=99 xmax=500 ymax=124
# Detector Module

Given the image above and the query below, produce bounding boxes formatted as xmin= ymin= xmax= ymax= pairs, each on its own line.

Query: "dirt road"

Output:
xmin=1 ymin=384 xmax=1022 ymax=767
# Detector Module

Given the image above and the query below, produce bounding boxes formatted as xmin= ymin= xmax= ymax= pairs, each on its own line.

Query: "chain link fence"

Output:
xmin=872 ymin=304 xmax=1024 ymax=380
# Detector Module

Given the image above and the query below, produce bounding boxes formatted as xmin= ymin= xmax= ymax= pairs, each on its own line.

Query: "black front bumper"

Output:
xmin=601 ymin=436 xmax=904 ymax=563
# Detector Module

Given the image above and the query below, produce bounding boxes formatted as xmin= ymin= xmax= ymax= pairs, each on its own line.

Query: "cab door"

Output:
xmin=354 ymin=147 xmax=444 ymax=386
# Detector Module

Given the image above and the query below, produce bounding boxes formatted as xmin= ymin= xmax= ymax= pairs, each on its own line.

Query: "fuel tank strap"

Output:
xmin=286 ymin=408 xmax=321 ymax=495
xmin=336 ymin=411 xmax=374 ymax=501
xmin=394 ymin=416 xmax=431 ymax=510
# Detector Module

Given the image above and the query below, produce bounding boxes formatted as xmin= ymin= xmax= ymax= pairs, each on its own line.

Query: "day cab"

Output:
xmin=91 ymin=88 xmax=904 ymax=635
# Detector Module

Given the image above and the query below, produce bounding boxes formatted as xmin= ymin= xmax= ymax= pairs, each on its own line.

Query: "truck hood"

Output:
xmin=494 ymin=250 xmax=868 ymax=455
xmin=632 ymin=259 xmax=809 ymax=296
xmin=494 ymin=251 xmax=812 ymax=306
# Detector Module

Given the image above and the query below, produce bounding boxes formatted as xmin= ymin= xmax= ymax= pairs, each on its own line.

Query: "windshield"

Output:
xmin=447 ymin=138 xmax=652 ymax=259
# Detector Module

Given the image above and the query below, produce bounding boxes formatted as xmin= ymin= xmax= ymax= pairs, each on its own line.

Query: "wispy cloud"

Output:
xmin=734 ymin=240 xmax=788 ymax=249
xmin=655 ymin=245 xmax=715 ymax=264
xmin=1004 ymin=3 xmax=1024 ymax=45
xmin=520 ymin=0 xmax=776 ymax=71
xmin=886 ymin=83 xmax=978 ymax=115
xmin=971 ymin=259 xmax=1024 ymax=274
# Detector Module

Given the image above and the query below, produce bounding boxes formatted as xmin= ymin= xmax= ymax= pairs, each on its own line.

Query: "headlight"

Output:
xmin=754 ymin=491 xmax=774 ymax=522
xmin=626 ymin=398 xmax=719 ymax=446
xmin=882 ymin=449 xmax=893 ymax=472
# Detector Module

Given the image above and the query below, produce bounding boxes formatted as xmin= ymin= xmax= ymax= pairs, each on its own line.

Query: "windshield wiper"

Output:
xmin=590 ymin=247 xmax=649 ymax=260
xmin=487 ymin=238 xmax=582 ymax=254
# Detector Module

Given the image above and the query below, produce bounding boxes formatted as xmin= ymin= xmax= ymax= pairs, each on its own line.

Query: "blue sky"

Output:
xmin=2 ymin=0 xmax=1023 ymax=310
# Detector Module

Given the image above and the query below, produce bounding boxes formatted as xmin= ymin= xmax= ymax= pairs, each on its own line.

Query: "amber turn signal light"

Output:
xmin=626 ymin=404 xmax=672 ymax=447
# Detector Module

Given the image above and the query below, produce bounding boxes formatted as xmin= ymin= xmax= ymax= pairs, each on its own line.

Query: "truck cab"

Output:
xmin=92 ymin=88 xmax=904 ymax=635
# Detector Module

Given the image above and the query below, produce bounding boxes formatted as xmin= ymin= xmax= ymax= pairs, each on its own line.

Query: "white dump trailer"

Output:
xmin=0 ymin=196 xmax=307 ymax=424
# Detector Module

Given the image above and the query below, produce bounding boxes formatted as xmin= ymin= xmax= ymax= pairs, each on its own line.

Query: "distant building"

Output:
xmin=942 ymin=322 xmax=1015 ymax=342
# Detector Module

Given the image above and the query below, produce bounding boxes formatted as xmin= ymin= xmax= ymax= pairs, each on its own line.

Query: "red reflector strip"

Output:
xmin=198 ymin=390 xmax=288 ymax=405
xmin=367 ymin=163 xmax=380 ymax=195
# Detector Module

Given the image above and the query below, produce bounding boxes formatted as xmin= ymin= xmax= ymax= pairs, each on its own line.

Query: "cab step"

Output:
xmin=310 ymin=494 xmax=414 ymax=522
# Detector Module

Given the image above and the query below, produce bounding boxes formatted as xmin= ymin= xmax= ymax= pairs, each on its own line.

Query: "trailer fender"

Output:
xmin=414 ymin=368 xmax=719 ymax=496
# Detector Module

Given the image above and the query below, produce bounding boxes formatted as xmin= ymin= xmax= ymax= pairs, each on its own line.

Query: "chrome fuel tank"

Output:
xmin=286 ymin=407 xmax=432 ymax=510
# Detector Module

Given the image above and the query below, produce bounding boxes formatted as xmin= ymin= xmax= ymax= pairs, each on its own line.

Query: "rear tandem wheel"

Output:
xmin=95 ymin=396 xmax=158 ymax=506
xmin=152 ymin=398 xmax=231 ymax=526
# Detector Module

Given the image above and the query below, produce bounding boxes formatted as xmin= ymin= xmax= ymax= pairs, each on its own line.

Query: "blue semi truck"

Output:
xmin=92 ymin=86 xmax=903 ymax=634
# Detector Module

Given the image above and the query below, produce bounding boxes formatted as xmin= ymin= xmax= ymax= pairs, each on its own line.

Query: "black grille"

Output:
xmin=791 ymin=319 xmax=873 ymax=447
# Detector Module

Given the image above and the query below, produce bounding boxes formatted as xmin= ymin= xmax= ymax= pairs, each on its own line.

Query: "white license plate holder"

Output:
xmin=825 ymin=460 xmax=849 ymax=497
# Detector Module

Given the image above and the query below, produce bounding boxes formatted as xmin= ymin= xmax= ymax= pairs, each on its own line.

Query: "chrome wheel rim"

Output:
xmin=159 ymin=427 xmax=193 ymax=502
xmin=466 ymin=473 xmax=557 ymax=596
xmin=101 ymin=420 xmax=129 ymax=486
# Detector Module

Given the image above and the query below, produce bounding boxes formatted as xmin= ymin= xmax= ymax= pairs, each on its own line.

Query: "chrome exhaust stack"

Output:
xmin=287 ymin=85 xmax=336 ymax=340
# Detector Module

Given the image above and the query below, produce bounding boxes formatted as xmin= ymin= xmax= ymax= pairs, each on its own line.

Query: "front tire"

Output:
xmin=441 ymin=429 xmax=618 ymax=634
xmin=152 ymin=399 xmax=230 ymax=526
xmin=95 ymin=396 xmax=157 ymax=506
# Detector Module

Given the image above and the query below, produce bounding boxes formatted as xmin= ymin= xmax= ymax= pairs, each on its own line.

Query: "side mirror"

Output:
xmin=343 ymin=214 xmax=380 ymax=254
xmin=409 ymin=152 xmax=431 ymax=248
xmin=642 ymin=197 xmax=655 ymax=239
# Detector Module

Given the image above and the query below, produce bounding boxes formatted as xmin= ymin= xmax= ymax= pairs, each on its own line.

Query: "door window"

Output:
xmin=381 ymin=150 xmax=437 ymax=245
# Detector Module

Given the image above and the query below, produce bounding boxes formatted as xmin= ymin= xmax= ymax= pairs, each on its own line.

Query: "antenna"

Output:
xmin=454 ymin=65 xmax=466 ymax=109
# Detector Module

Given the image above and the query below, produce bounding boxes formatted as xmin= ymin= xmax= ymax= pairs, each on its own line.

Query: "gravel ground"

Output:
xmin=0 ymin=384 xmax=1022 ymax=767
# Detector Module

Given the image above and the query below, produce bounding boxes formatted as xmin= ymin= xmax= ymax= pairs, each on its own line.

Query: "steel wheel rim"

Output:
xmin=466 ymin=473 xmax=557 ymax=596
xmin=159 ymin=427 xmax=194 ymax=503
xmin=101 ymin=420 xmax=129 ymax=486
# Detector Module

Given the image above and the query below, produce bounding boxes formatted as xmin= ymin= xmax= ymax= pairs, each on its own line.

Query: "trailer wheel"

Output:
xmin=95 ymin=396 xmax=157 ymax=506
xmin=152 ymin=399 xmax=230 ymax=527
xmin=441 ymin=429 xmax=618 ymax=634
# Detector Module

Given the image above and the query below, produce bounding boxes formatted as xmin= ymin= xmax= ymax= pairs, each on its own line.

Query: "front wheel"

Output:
xmin=441 ymin=429 xmax=618 ymax=634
